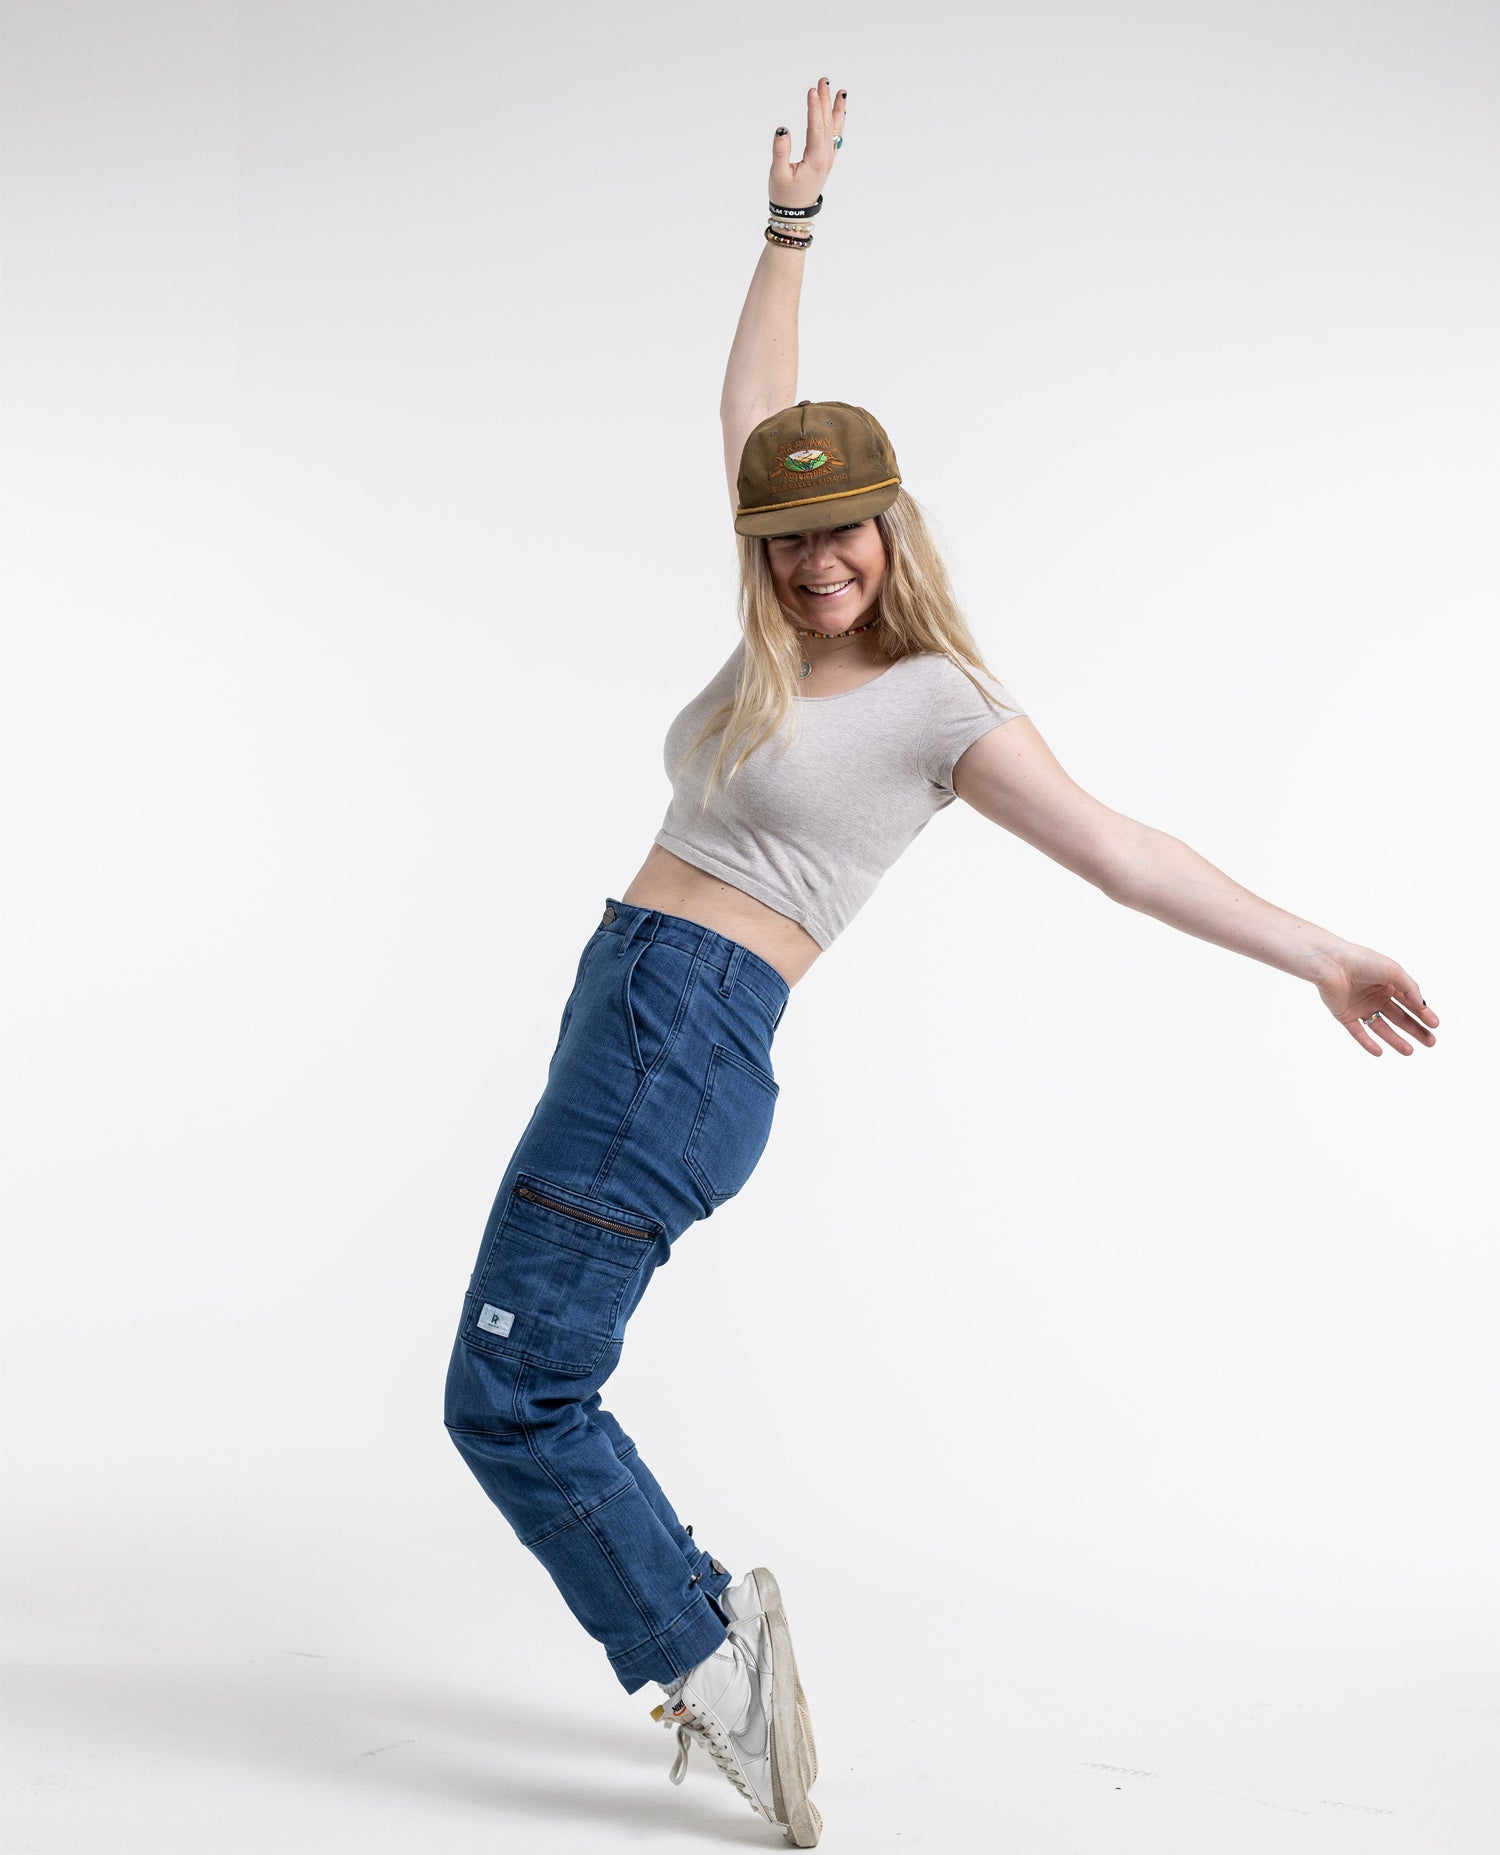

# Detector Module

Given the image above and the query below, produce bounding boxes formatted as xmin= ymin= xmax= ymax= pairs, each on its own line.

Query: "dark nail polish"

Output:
xmin=776 ymin=127 xmax=787 ymax=135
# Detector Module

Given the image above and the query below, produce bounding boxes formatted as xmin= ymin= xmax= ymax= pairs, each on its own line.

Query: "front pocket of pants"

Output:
xmin=684 ymin=1044 xmax=780 ymax=1208
xmin=465 ymin=1173 xmax=658 ymax=1374
xmin=551 ymin=931 xmax=605 ymax=1059
xmin=621 ymin=938 xmax=691 ymax=1075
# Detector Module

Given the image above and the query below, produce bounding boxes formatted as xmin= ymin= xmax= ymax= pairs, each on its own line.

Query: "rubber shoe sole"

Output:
xmin=722 ymin=1570 xmax=817 ymax=1792
xmin=752 ymin=1566 xmax=822 ymax=1848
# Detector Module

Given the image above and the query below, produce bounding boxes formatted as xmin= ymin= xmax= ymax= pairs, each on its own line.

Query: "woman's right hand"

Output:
xmin=769 ymin=77 xmax=847 ymax=214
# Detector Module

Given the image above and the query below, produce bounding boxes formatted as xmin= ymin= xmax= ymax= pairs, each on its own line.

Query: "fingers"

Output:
xmin=804 ymin=76 xmax=842 ymax=149
xmin=1343 ymin=1003 xmax=1430 ymax=1057
xmin=806 ymin=79 xmax=825 ymax=149
xmin=1370 ymin=1014 xmax=1415 ymax=1055
xmin=1380 ymin=997 xmax=1436 ymax=1044
xmin=1399 ymin=976 xmax=1438 ymax=1026
xmin=1373 ymin=969 xmax=1438 ymax=1048
xmin=1345 ymin=1017 xmax=1384 ymax=1056
xmin=778 ymin=79 xmax=844 ymax=188
xmin=1338 ymin=960 xmax=1439 ymax=1057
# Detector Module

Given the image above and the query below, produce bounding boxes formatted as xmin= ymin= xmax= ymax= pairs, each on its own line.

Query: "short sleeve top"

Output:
xmin=653 ymin=643 xmax=1028 ymax=948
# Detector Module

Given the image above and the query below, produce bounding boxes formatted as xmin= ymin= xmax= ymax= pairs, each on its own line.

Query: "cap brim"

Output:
xmin=733 ymin=479 xmax=901 ymax=538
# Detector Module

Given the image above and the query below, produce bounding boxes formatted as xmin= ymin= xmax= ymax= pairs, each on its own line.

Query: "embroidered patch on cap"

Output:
xmin=478 ymin=1304 xmax=515 ymax=1337
xmin=765 ymin=443 xmax=850 ymax=502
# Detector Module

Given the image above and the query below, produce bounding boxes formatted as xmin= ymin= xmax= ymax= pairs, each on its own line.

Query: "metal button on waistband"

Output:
xmin=601 ymin=904 xmax=617 ymax=924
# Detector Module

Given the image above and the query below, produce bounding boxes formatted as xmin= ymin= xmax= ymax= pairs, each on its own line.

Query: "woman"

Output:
xmin=443 ymin=79 xmax=1438 ymax=1849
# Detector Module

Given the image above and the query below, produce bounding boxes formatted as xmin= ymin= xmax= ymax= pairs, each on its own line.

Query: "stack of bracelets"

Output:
xmin=765 ymin=192 xmax=821 ymax=250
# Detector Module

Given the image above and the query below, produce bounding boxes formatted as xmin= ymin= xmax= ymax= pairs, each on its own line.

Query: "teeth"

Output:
xmin=804 ymin=579 xmax=853 ymax=595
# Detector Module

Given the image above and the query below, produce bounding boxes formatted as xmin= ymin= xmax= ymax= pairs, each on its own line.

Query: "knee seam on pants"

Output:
xmin=519 ymin=1475 xmax=637 ymax=1550
xmin=495 ymin=1420 xmax=662 ymax=1654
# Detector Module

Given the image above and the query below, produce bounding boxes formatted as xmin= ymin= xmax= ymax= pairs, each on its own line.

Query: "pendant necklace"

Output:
xmin=794 ymin=620 xmax=877 ymax=680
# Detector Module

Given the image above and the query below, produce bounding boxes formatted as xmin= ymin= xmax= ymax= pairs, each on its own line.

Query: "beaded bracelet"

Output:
xmin=765 ymin=225 xmax=813 ymax=249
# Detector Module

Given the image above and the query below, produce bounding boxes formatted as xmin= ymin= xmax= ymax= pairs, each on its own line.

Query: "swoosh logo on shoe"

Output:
xmin=737 ymin=1704 xmax=768 ymax=1761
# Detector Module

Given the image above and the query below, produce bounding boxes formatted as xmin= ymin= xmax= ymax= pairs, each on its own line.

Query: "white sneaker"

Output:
xmin=651 ymin=1565 xmax=821 ymax=1847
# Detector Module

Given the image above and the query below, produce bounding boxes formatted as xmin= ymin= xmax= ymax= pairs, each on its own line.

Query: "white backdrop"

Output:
xmin=3 ymin=3 xmax=1495 ymax=1851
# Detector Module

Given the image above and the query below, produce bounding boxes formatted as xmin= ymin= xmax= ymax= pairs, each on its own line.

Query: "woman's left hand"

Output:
xmin=1316 ymin=944 xmax=1439 ymax=1056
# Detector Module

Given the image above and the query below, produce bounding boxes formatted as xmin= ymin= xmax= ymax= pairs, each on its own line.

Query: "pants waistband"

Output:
xmin=597 ymin=898 xmax=790 ymax=1019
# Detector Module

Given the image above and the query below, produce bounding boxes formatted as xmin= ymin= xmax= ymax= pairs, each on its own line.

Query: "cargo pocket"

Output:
xmin=684 ymin=1043 xmax=781 ymax=1208
xmin=464 ymin=1173 xmax=659 ymax=1375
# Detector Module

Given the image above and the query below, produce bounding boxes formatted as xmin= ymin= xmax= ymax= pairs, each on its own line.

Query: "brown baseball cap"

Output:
xmin=733 ymin=399 xmax=901 ymax=536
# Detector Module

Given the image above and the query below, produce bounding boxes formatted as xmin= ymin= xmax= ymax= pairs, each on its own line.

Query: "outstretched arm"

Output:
xmin=953 ymin=718 xmax=1440 ymax=1059
xmin=721 ymin=78 xmax=848 ymax=517
xmin=1106 ymin=820 xmax=1436 ymax=1056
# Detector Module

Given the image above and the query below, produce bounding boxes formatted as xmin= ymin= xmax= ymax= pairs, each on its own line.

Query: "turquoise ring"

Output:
xmin=833 ymin=134 xmax=843 ymax=150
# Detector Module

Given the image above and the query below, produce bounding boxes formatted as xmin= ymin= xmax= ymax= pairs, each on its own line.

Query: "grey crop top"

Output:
xmin=653 ymin=642 xmax=1028 ymax=949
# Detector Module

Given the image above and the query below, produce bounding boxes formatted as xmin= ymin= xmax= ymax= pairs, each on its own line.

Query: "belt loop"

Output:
xmin=719 ymin=945 xmax=743 ymax=998
xmin=617 ymin=906 xmax=661 ymax=959
xmin=617 ymin=908 xmax=643 ymax=958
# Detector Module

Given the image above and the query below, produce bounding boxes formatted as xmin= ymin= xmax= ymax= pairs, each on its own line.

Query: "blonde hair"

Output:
xmin=679 ymin=486 xmax=1014 ymax=809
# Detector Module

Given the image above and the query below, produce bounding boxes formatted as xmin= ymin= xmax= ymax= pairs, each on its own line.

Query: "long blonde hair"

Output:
xmin=679 ymin=487 xmax=1013 ymax=809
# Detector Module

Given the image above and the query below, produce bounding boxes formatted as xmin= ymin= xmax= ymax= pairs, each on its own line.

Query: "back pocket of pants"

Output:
xmin=684 ymin=1044 xmax=780 ymax=1209
xmin=465 ymin=1173 xmax=658 ymax=1374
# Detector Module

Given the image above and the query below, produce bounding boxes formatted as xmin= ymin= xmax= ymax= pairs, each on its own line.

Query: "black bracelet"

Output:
xmin=765 ymin=225 xmax=813 ymax=248
xmin=768 ymin=193 xmax=822 ymax=219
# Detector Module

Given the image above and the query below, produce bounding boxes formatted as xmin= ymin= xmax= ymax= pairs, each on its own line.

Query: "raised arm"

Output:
xmin=721 ymin=78 xmax=848 ymax=517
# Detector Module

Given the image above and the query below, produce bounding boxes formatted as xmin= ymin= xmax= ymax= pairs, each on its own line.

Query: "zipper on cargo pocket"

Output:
xmin=515 ymin=1183 xmax=652 ymax=1240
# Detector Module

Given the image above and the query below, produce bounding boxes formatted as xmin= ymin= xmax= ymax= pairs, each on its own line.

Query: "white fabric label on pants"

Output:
xmin=478 ymin=1303 xmax=515 ymax=1337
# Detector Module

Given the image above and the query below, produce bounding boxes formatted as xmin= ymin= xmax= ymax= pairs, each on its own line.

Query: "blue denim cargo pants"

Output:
xmin=443 ymin=897 xmax=791 ymax=1693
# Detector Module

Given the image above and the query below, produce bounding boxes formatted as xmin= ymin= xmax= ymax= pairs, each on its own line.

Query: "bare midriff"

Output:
xmin=619 ymin=843 xmax=823 ymax=989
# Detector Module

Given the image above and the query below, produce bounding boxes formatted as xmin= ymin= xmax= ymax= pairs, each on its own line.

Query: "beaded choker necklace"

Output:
xmin=792 ymin=619 xmax=877 ymax=680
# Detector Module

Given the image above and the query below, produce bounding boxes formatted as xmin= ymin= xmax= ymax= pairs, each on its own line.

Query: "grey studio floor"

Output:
xmin=5 ymin=1485 xmax=1494 ymax=1853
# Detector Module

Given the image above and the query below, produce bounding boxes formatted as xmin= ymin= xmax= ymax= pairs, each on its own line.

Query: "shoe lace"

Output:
xmin=662 ymin=1706 xmax=766 ymax=1813
xmin=654 ymin=1610 xmax=772 ymax=1811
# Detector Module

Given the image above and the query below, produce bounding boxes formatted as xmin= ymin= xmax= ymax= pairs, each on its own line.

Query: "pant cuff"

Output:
xmin=608 ymin=1587 xmax=731 ymax=1693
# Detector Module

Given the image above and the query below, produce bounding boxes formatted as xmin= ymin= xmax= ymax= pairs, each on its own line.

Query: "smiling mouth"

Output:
xmin=801 ymin=578 xmax=855 ymax=598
